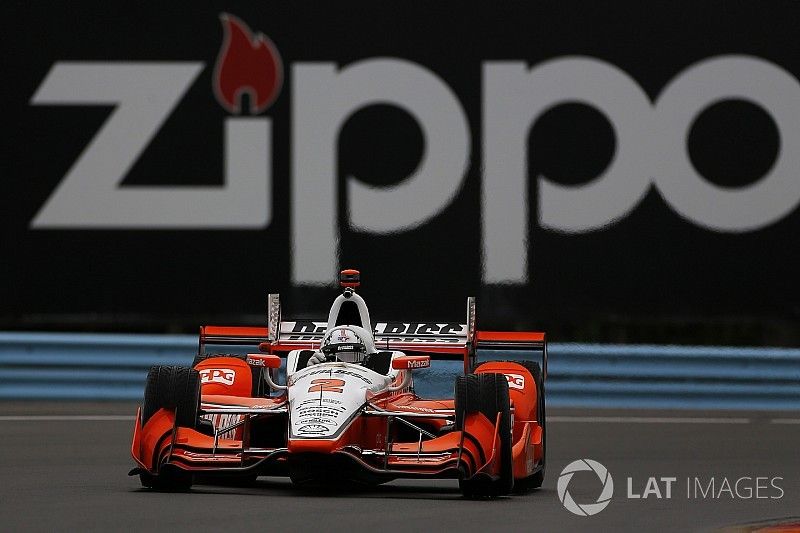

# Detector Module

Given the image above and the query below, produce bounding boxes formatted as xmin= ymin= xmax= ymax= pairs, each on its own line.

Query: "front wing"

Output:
xmin=130 ymin=400 xmax=509 ymax=485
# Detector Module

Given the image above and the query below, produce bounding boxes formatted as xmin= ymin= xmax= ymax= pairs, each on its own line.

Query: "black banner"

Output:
xmin=4 ymin=2 xmax=800 ymax=342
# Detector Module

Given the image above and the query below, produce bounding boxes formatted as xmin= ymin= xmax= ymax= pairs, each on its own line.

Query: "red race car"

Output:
xmin=129 ymin=270 xmax=547 ymax=497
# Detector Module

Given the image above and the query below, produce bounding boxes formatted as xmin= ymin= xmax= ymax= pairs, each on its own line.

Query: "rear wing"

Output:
xmin=276 ymin=320 xmax=468 ymax=355
xmin=474 ymin=331 xmax=548 ymax=382
xmin=198 ymin=325 xmax=269 ymax=356
xmin=198 ymin=294 xmax=545 ymax=377
xmin=197 ymin=322 xmax=469 ymax=358
xmin=263 ymin=294 xmax=475 ymax=358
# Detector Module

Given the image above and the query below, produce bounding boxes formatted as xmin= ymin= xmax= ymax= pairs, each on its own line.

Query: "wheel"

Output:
xmin=140 ymin=366 xmax=200 ymax=491
xmin=142 ymin=365 xmax=200 ymax=428
xmin=454 ymin=373 xmax=480 ymax=430
xmin=475 ymin=360 xmax=546 ymax=492
xmin=455 ymin=373 xmax=513 ymax=497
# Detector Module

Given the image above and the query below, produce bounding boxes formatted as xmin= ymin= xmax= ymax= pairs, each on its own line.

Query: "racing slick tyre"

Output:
xmin=455 ymin=373 xmax=514 ymax=498
xmin=140 ymin=366 xmax=200 ymax=491
xmin=142 ymin=365 xmax=201 ymax=428
xmin=475 ymin=361 xmax=546 ymax=492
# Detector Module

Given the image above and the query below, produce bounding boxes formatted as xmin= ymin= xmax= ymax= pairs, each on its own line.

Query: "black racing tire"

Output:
xmin=142 ymin=365 xmax=200 ymax=428
xmin=456 ymin=373 xmax=514 ymax=498
xmin=454 ymin=374 xmax=480 ymax=430
xmin=474 ymin=360 xmax=546 ymax=492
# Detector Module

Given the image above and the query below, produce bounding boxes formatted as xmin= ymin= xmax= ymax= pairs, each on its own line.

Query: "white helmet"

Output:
xmin=321 ymin=326 xmax=373 ymax=363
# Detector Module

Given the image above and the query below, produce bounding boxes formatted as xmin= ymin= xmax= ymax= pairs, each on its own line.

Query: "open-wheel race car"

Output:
xmin=129 ymin=270 xmax=547 ymax=498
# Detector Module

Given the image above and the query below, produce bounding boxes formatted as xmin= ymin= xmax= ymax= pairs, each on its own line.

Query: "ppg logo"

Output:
xmin=558 ymin=459 xmax=614 ymax=516
xmin=199 ymin=368 xmax=236 ymax=386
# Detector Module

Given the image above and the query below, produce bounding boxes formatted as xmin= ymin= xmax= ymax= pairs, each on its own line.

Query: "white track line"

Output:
xmin=0 ymin=415 xmax=134 ymax=421
xmin=769 ymin=419 xmax=800 ymax=424
xmin=548 ymin=416 xmax=751 ymax=424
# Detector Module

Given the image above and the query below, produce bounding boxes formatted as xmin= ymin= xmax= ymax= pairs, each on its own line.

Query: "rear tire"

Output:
xmin=455 ymin=373 xmax=513 ymax=498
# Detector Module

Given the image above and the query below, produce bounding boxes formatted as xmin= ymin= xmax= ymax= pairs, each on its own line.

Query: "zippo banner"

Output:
xmin=4 ymin=2 xmax=800 ymax=329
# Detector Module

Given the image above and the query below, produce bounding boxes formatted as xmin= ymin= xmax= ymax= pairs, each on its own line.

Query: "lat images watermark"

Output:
xmin=557 ymin=459 xmax=614 ymax=516
xmin=557 ymin=459 xmax=785 ymax=517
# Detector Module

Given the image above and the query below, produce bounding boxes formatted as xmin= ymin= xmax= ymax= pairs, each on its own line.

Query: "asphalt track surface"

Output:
xmin=2 ymin=402 xmax=799 ymax=533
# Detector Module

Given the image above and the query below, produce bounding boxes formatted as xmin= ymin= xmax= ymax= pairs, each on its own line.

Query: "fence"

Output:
xmin=1 ymin=332 xmax=799 ymax=409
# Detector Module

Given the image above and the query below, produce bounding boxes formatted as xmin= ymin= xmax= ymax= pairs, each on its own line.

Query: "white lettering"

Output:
xmin=717 ymin=477 xmax=734 ymax=498
xmin=30 ymin=56 xmax=800 ymax=288
xmin=627 ymin=477 xmax=641 ymax=499
xmin=653 ymin=57 xmax=800 ymax=232
xmin=694 ymin=477 xmax=715 ymax=499
xmin=30 ymin=63 xmax=270 ymax=228
xmin=662 ymin=477 xmax=676 ymax=498
xmin=199 ymin=368 xmax=236 ymax=386
xmin=642 ymin=477 xmax=662 ymax=499
xmin=483 ymin=58 xmax=652 ymax=283
xmin=292 ymin=59 xmax=469 ymax=285
xmin=756 ymin=476 xmax=769 ymax=498
xmin=771 ymin=477 xmax=784 ymax=499
xmin=505 ymin=373 xmax=525 ymax=390
xmin=482 ymin=56 xmax=800 ymax=284
xmin=735 ymin=477 xmax=753 ymax=498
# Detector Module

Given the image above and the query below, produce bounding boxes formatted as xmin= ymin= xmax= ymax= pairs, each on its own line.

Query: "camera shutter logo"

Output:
xmin=557 ymin=459 xmax=614 ymax=516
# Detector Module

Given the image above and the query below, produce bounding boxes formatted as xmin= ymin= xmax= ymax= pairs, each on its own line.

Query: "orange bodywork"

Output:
xmin=195 ymin=357 xmax=254 ymax=397
xmin=474 ymin=360 xmax=544 ymax=482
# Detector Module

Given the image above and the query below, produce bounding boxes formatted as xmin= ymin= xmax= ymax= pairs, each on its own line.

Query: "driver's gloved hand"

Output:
xmin=307 ymin=353 xmax=328 ymax=366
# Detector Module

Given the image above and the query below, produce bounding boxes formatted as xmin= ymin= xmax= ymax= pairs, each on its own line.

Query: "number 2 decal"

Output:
xmin=308 ymin=378 xmax=345 ymax=393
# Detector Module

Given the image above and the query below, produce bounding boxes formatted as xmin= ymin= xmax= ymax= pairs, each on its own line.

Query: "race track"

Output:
xmin=1 ymin=402 xmax=799 ymax=532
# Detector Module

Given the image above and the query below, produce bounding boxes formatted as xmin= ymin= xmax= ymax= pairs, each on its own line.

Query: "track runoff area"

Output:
xmin=1 ymin=403 xmax=798 ymax=533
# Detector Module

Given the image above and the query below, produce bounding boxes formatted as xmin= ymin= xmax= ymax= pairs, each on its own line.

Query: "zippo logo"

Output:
xmin=558 ymin=459 xmax=615 ymax=517
xmin=505 ymin=373 xmax=525 ymax=390
xmin=199 ymin=368 xmax=236 ymax=386
xmin=30 ymin=13 xmax=800 ymax=286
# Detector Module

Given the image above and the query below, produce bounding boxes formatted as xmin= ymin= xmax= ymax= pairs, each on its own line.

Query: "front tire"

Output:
xmin=140 ymin=366 xmax=200 ymax=491
xmin=142 ymin=365 xmax=200 ymax=428
xmin=455 ymin=373 xmax=513 ymax=498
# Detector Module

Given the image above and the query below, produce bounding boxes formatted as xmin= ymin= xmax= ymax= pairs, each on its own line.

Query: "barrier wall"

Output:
xmin=2 ymin=333 xmax=798 ymax=410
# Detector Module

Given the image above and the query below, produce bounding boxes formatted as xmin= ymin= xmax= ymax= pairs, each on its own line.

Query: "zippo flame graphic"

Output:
xmin=213 ymin=13 xmax=283 ymax=114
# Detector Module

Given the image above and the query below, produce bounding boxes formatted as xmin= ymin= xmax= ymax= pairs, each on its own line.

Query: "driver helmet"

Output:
xmin=321 ymin=326 xmax=370 ymax=363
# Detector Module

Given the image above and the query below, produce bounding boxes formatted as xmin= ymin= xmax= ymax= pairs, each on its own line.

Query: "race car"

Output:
xmin=129 ymin=269 xmax=547 ymax=498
